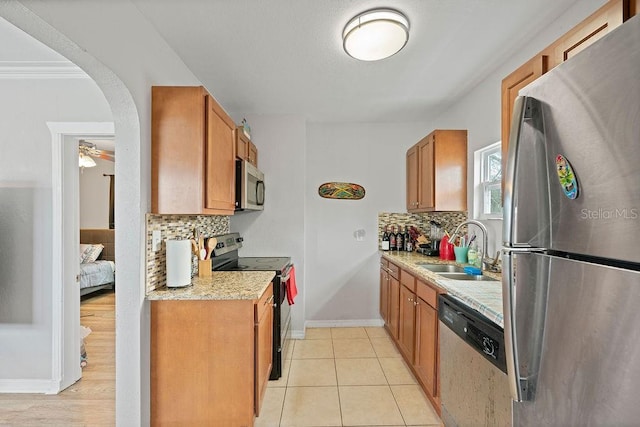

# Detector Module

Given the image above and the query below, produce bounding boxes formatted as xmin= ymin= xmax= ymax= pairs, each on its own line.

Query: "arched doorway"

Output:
xmin=0 ymin=3 xmax=147 ymax=424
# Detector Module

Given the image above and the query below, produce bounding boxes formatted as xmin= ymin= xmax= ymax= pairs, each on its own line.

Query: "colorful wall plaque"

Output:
xmin=318 ymin=182 xmax=365 ymax=200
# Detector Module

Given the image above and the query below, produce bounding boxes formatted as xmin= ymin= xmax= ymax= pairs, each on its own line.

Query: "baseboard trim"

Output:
xmin=304 ymin=318 xmax=385 ymax=329
xmin=0 ymin=379 xmax=60 ymax=394
xmin=290 ymin=330 xmax=306 ymax=340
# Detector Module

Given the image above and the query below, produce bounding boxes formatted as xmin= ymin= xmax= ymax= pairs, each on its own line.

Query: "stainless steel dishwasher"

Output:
xmin=438 ymin=294 xmax=512 ymax=426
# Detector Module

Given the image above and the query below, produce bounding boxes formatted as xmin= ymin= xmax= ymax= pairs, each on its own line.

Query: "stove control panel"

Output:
xmin=210 ymin=232 xmax=242 ymax=257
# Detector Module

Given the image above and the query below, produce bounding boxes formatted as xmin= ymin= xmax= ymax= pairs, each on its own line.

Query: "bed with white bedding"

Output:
xmin=80 ymin=260 xmax=115 ymax=293
xmin=80 ymin=229 xmax=115 ymax=296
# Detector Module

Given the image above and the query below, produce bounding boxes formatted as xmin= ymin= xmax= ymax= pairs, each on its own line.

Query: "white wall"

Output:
xmin=233 ymin=119 xmax=434 ymax=328
xmin=433 ymin=0 xmax=608 ymax=256
xmin=1 ymin=2 xmax=200 ymax=424
xmin=0 ymin=78 xmax=112 ymax=381
xmin=230 ymin=115 xmax=307 ymax=335
xmin=79 ymin=158 xmax=114 ymax=229
xmin=304 ymin=122 xmax=431 ymax=324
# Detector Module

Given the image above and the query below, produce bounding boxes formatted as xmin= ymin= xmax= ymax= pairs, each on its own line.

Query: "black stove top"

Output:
xmin=208 ymin=233 xmax=291 ymax=273
xmin=215 ymin=257 xmax=291 ymax=273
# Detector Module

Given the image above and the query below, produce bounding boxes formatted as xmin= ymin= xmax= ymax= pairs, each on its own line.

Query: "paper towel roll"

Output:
xmin=166 ymin=239 xmax=192 ymax=287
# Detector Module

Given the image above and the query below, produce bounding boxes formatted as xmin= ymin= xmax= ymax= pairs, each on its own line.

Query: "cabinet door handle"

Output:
xmin=265 ymin=295 xmax=274 ymax=305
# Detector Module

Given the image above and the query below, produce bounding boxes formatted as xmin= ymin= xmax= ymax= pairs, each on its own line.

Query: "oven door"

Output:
xmin=270 ymin=265 xmax=292 ymax=380
xmin=279 ymin=265 xmax=292 ymax=344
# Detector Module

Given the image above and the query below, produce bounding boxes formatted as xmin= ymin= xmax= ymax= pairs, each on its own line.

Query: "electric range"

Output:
xmin=209 ymin=233 xmax=292 ymax=380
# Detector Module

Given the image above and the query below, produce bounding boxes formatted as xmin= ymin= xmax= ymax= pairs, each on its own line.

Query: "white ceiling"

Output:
xmin=131 ymin=0 xmax=581 ymax=122
xmin=2 ymin=1 xmax=583 ymax=122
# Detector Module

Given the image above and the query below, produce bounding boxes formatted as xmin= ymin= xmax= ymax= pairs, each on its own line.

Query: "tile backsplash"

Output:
xmin=378 ymin=211 xmax=468 ymax=246
xmin=146 ymin=214 xmax=230 ymax=292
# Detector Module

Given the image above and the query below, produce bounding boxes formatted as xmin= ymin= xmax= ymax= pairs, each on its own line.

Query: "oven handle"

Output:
xmin=280 ymin=267 xmax=293 ymax=283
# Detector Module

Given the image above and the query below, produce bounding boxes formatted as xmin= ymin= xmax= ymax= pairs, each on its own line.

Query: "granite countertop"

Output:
xmin=381 ymin=251 xmax=504 ymax=327
xmin=146 ymin=271 xmax=275 ymax=301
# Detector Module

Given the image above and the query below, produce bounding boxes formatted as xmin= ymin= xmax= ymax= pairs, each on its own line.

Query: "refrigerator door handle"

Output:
xmin=503 ymin=95 xmax=549 ymax=249
xmin=503 ymin=96 xmax=526 ymax=247
xmin=503 ymin=249 xmax=548 ymax=403
xmin=503 ymin=247 xmax=546 ymax=253
xmin=503 ymin=250 xmax=524 ymax=402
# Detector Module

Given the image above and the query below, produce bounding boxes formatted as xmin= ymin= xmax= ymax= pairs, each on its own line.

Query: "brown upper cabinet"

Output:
xmin=549 ymin=0 xmax=626 ymax=68
xmin=500 ymin=54 xmax=548 ymax=186
xmin=501 ymin=0 xmax=633 ymax=193
xmin=235 ymin=127 xmax=258 ymax=167
xmin=152 ymin=86 xmax=236 ymax=215
xmin=406 ymin=129 xmax=467 ymax=213
xmin=406 ymin=145 xmax=419 ymax=211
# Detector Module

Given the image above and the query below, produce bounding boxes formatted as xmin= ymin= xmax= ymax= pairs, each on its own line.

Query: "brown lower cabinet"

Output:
xmin=415 ymin=292 xmax=438 ymax=398
xmin=151 ymin=283 xmax=273 ymax=426
xmin=398 ymin=270 xmax=417 ymax=361
xmin=379 ymin=259 xmax=390 ymax=325
xmin=381 ymin=257 xmax=442 ymax=412
xmin=387 ymin=263 xmax=401 ymax=340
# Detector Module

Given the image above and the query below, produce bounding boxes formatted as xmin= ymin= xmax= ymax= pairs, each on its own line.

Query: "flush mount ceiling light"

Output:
xmin=342 ymin=8 xmax=410 ymax=61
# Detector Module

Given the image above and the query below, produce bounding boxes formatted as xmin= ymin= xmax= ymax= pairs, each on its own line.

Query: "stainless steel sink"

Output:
xmin=437 ymin=272 xmax=497 ymax=282
xmin=417 ymin=263 xmax=465 ymax=273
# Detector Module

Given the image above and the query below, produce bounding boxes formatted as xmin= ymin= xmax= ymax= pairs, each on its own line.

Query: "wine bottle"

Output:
xmin=396 ymin=226 xmax=404 ymax=251
xmin=389 ymin=226 xmax=397 ymax=251
xmin=381 ymin=226 xmax=390 ymax=251
xmin=404 ymin=227 xmax=412 ymax=251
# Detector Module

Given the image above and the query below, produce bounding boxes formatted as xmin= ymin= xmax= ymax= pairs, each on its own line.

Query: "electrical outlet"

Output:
xmin=152 ymin=230 xmax=162 ymax=252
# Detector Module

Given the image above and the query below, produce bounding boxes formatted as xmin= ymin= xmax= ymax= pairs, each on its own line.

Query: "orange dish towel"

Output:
xmin=286 ymin=265 xmax=298 ymax=305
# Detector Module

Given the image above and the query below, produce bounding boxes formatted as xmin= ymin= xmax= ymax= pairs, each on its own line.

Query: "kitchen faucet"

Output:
xmin=448 ymin=219 xmax=499 ymax=272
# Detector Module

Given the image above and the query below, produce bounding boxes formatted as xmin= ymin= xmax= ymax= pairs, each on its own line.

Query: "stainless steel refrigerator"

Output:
xmin=502 ymin=15 xmax=640 ymax=426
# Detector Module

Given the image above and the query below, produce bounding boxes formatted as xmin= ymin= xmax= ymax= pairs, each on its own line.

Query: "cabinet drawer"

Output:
xmin=256 ymin=283 xmax=274 ymax=322
xmin=416 ymin=279 xmax=437 ymax=308
xmin=380 ymin=258 xmax=389 ymax=269
xmin=388 ymin=262 xmax=400 ymax=280
xmin=400 ymin=269 xmax=416 ymax=293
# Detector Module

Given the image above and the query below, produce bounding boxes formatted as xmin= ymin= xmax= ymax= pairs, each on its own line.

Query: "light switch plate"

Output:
xmin=152 ymin=230 xmax=162 ymax=252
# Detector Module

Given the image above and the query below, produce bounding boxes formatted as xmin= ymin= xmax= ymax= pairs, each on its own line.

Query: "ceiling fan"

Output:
xmin=78 ymin=139 xmax=115 ymax=168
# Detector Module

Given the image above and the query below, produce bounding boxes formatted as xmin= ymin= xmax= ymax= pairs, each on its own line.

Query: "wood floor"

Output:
xmin=0 ymin=290 xmax=116 ymax=426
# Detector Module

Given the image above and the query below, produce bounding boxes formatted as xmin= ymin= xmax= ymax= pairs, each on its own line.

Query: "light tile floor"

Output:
xmin=256 ymin=326 xmax=443 ymax=427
